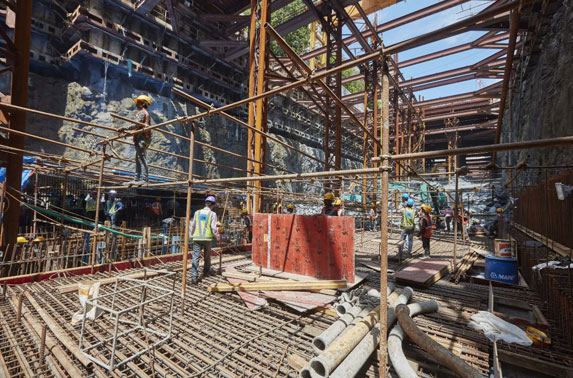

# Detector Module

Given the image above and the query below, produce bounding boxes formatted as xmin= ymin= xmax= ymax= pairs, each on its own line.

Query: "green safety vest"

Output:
xmin=192 ymin=208 xmax=214 ymax=241
xmin=401 ymin=208 xmax=415 ymax=230
xmin=86 ymin=198 xmax=97 ymax=212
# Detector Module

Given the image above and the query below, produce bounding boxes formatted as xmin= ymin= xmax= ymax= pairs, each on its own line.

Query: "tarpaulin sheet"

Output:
xmin=252 ymin=214 xmax=355 ymax=283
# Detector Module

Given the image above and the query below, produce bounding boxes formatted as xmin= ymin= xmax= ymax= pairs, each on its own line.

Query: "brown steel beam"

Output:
xmin=264 ymin=23 xmax=382 ymax=150
xmin=492 ymin=8 xmax=520 ymax=163
xmin=1 ymin=0 xmax=32 ymax=275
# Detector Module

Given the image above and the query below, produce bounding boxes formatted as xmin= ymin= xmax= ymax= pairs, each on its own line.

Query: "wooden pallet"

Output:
xmin=394 ymin=259 xmax=452 ymax=287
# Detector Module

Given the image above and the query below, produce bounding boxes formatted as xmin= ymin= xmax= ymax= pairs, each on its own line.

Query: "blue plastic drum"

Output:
xmin=485 ymin=254 xmax=518 ymax=285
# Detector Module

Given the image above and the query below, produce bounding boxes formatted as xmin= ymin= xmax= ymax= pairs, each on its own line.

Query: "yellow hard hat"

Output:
xmin=216 ymin=221 xmax=221 ymax=227
xmin=33 ymin=236 xmax=45 ymax=242
xmin=242 ymin=208 xmax=248 ymax=214
xmin=421 ymin=204 xmax=432 ymax=213
xmin=376 ymin=201 xmax=380 ymax=205
xmin=134 ymin=94 xmax=152 ymax=106
xmin=334 ymin=198 xmax=342 ymax=206
xmin=496 ymin=208 xmax=503 ymax=213
xmin=286 ymin=204 xmax=294 ymax=209
xmin=17 ymin=236 xmax=28 ymax=243
xmin=324 ymin=192 xmax=335 ymax=200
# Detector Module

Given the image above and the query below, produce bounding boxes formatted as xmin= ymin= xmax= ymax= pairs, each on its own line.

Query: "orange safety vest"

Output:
xmin=152 ymin=201 xmax=161 ymax=215
xmin=420 ymin=215 xmax=432 ymax=238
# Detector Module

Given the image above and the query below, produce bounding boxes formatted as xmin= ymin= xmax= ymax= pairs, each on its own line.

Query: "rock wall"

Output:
xmin=499 ymin=1 xmax=573 ymax=187
xmin=9 ymin=59 xmax=361 ymax=194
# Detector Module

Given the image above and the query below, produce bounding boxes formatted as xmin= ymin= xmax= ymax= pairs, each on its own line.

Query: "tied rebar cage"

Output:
xmin=78 ymin=268 xmax=177 ymax=371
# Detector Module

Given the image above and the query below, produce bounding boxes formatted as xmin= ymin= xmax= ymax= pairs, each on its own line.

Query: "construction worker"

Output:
xmin=104 ymin=191 xmax=116 ymax=223
xmin=419 ymin=204 xmax=433 ymax=256
xmin=443 ymin=206 xmax=453 ymax=232
xmin=152 ymin=197 xmax=163 ymax=225
xmin=241 ymin=208 xmax=253 ymax=242
xmin=469 ymin=220 xmax=485 ymax=235
xmin=490 ymin=208 xmax=506 ymax=238
xmin=321 ymin=192 xmax=338 ymax=216
xmin=334 ymin=198 xmax=344 ymax=216
xmin=108 ymin=196 xmax=124 ymax=228
xmin=368 ymin=203 xmax=377 ymax=231
xmin=398 ymin=199 xmax=415 ymax=258
xmin=85 ymin=190 xmax=98 ymax=221
xmin=190 ymin=195 xmax=221 ymax=283
xmin=118 ymin=95 xmax=152 ymax=184
xmin=286 ymin=204 xmax=295 ymax=214
xmin=399 ymin=193 xmax=410 ymax=210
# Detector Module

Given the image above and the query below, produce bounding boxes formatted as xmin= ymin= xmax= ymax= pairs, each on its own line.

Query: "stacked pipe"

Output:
xmin=301 ymin=284 xmax=416 ymax=378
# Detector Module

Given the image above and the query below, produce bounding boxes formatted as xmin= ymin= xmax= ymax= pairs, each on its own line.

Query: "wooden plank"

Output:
xmin=58 ymin=254 xmax=249 ymax=293
xmin=287 ymin=354 xmax=307 ymax=372
xmin=514 ymin=223 xmax=569 ymax=257
xmin=208 ymin=280 xmax=346 ymax=293
xmin=260 ymin=290 xmax=336 ymax=308
xmin=301 ymin=325 xmax=324 ymax=337
xmin=394 ymin=259 xmax=452 ymax=287
xmin=359 ymin=261 xmax=395 ymax=274
xmin=221 ymin=271 xmax=259 ymax=281
xmin=226 ymin=278 xmax=267 ymax=311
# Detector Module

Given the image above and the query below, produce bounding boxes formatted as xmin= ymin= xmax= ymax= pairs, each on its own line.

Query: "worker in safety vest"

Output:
xmin=398 ymin=199 xmax=415 ymax=258
xmin=85 ymin=190 xmax=98 ymax=221
xmin=321 ymin=192 xmax=338 ymax=216
xmin=104 ymin=191 xmax=117 ymax=222
xmin=419 ymin=204 xmax=433 ymax=256
xmin=241 ymin=208 xmax=253 ymax=242
xmin=443 ymin=206 xmax=453 ymax=232
xmin=190 ymin=195 xmax=220 ymax=283
xmin=108 ymin=196 xmax=124 ymax=227
xmin=286 ymin=204 xmax=295 ymax=214
xmin=118 ymin=95 xmax=152 ymax=185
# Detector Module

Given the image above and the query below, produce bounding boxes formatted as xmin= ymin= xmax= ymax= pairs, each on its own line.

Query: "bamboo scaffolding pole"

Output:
xmin=181 ymin=122 xmax=195 ymax=313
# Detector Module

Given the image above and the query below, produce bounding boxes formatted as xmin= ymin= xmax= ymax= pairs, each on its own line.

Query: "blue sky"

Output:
xmin=344 ymin=0 xmax=505 ymax=100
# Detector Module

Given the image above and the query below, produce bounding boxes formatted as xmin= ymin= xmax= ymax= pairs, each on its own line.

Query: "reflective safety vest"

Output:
xmin=401 ymin=208 xmax=415 ymax=230
xmin=420 ymin=215 xmax=432 ymax=238
xmin=109 ymin=201 xmax=122 ymax=215
xmin=86 ymin=198 xmax=97 ymax=212
xmin=192 ymin=209 xmax=214 ymax=241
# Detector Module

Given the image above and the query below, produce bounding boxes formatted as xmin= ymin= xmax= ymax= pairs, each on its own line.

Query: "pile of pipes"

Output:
xmin=300 ymin=283 xmax=479 ymax=378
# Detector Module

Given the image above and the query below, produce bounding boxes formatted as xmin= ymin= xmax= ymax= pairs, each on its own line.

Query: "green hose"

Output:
xmin=22 ymin=202 xmax=164 ymax=239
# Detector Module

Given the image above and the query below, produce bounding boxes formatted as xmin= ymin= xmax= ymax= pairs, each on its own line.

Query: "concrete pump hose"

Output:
xmin=309 ymin=287 xmax=413 ymax=378
xmin=395 ymin=304 xmax=482 ymax=378
xmin=388 ymin=301 xmax=439 ymax=378
xmin=312 ymin=305 xmax=364 ymax=354
xmin=329 ymin=290 xmax=420 ymax=378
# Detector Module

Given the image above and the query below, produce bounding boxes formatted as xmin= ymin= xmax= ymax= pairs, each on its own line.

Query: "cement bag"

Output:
xmin=71 ymin=280 xmax=103 ymax=325
xmin=468 ymin=311 xmax=532 ymax=346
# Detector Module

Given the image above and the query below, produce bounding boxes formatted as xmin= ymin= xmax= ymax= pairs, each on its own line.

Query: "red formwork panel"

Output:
xmin=252 ymin=214 xmax=355 ymax=283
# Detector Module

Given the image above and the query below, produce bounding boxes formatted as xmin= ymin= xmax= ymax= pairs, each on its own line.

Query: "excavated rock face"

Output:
xmin=500 ymin=1 xmax=573 ymax=187
xmin=16 ymin=67 xmax=361 ymax=194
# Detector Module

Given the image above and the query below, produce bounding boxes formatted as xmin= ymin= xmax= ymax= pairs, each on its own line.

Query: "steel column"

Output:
xmin=1 ymin=0 xmax=33 ymax=275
